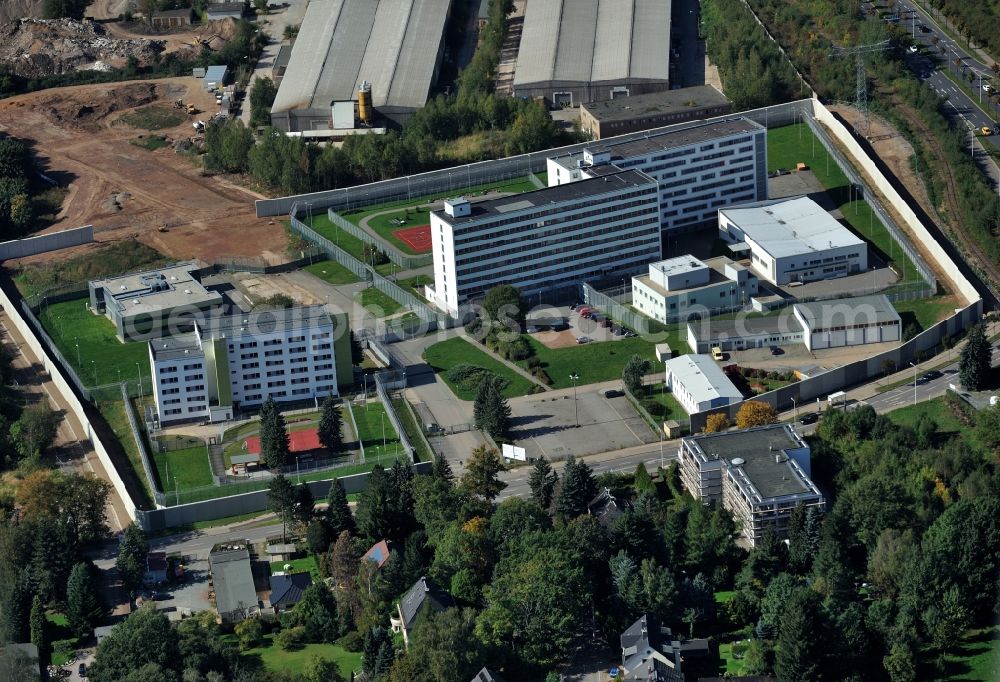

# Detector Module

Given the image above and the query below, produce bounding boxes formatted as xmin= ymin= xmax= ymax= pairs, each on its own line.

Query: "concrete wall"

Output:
xmin=0 ymin=225 xmax=93 ymax=260
xmin=137 ymin=461 xmax=432 ymax=531
xmin=0 ymin=281 xmax=140 ymax=523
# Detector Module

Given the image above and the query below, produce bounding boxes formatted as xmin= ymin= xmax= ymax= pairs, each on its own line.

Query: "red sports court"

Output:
xmin=393 ymin=223 xmax=432 ymax=254
xmin=244 ymin=428 xmax=322 ymax=455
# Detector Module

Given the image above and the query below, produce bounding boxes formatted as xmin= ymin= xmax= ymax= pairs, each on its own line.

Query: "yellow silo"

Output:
xmin=358 ymin=80 xmax=373 ymax=126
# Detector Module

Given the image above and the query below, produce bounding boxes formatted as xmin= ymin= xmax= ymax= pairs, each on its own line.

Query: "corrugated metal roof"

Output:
xmin=514 ymin=0 xmax=670 ymax=89
xmin=271 ymin=0 xmax=450 ymax=115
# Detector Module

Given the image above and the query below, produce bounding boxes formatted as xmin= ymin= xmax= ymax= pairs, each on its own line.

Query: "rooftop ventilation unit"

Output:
xmin=731 ymin=457 xmax=745 ymax=467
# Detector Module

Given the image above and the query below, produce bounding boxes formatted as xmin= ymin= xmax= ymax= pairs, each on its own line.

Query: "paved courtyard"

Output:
xmin=508 ymin=385 xmax=658 ymax=461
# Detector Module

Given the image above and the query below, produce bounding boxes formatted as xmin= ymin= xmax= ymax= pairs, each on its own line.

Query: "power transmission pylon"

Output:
xmin=831 ymin=40 xmax=892 ymax=137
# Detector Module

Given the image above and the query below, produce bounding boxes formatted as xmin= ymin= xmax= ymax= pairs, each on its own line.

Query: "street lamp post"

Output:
xmin=569 ymin=373 xmax=580 ymax=427
xmin=136 ymin=362 xmax=143 ymax=399
xmin=381 ymin=411 xmax=386 ymax=448
xmin=75 ymin=339 xmax=81 ymax=367
xmin=911 ymin=361 xmax=918 ymax=405
xmin=791 ymin=397 xmax=797 ymax=422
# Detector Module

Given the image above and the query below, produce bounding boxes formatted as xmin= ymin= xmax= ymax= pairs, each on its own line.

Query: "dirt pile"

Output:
xmin=0 ymin=0 xmax=45 ymax=22
xmin=35 ymin=81 xmax=161 ymax=131
xmin=0 ymin=18 xmax=164 ymax=78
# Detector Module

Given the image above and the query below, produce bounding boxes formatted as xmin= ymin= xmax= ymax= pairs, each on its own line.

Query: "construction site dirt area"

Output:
xmin=0 ymin=77 xmax=288 ymax=266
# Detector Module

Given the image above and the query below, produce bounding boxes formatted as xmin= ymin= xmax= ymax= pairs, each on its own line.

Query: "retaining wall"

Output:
xmin=0 ymin=225 xmax=93 ymax=260
xmin=137 ymin=461 xmax=432 ymax=531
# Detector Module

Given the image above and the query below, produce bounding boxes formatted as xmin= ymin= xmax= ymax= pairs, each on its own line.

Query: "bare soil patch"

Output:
xmin=0 ymin=77 xmax=288 ymax=267
xmin=531 ymin=329 xmax=579 ymax=349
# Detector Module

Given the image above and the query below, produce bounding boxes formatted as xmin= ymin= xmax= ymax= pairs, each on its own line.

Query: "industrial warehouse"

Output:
xmin=269 ymin=0 xmax=453 ymax=132
xmin=512 ymin=0 xmax=672 ymax=105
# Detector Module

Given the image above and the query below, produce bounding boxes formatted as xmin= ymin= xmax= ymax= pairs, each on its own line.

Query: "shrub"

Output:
xmin=445 ymin=364 xmax=500 ymax=393
xmin=533 ymin=369 xmax=552 ymax=386
xmin=235 ymin=618 xmax=263 ymax=650
xmin=337 ymin=630 xmax=363 ymax=652
xmin=505 ymin=337 xmax=534 ymax=361
xmin=525 ymin=356 xmax=541 ymax=369
xmin=276 ymin=625 xmax=307 ymax=651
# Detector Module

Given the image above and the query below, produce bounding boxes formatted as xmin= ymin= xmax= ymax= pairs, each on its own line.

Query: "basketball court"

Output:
xmin=393 ymin=224 xmax=432 ymax=253
xmin=244 ymin=428 xmax=322 ymax=455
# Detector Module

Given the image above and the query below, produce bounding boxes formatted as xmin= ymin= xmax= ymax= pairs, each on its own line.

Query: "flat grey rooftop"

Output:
xmin=149 ymin=333 xmax=202 ymax=361
xmin=720 ymin=196 xmax=865 ymax=258
xmin=583 ymin=85 xmax=730 ymax=122
xmin=434 ymin=170 xmax=655 ymax=226
xmin=635 ymin=257 xmax=749 ymax=298
xmin=514 ymin=0 xmax=671 ymax=88
xmin=794 ymin=294 xmax=900 ymax=329
xmin=687 ymin=425 xmax=811 ymax=499
xmin=92 ymin=261 xmax=222 ymax=317
xmin=689 ymin=311 xmax=804 ymax=340
xmin=271 ymin=0 xmax=452 ymax=114
xmin=550 ymin=118 xmax=763 ymax=169
xmin=201 ymin=305 xmax=334 ymax=337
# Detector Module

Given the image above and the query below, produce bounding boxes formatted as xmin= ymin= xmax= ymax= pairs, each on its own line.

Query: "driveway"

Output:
xmin=240 ymin=0 xmax=310 ymax=125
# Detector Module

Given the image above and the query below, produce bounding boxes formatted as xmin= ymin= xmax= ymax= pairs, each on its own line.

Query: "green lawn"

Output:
xmin=119 ymin=105 xmax=186 ymax=130
xmin=519 ymin=333 xmax=679 ymax=390
xmin=38 ymin=298 xmax=151 ymax=387
xmin=97 ymin=399 xmax=154 ymax=505
xmin=641 ymin=387 xmax=689 ymax=424
xmin=358 ymin=286 xmax=403 ymax=317
xmin=886 ymin=395 xmax=969 ymax=436
xmin=768 ymin=124 xmax=923 ymax=284
xmin=398 ymin=274 xmax=433 ymax=295
xmin=239 ymin=634 xmax=362 ymax=677
xmin=423 ymin=336 xmax=537 ymax=400
xmin=303 ymin=260 xmax=359 ymax=286
xmin=152 ymin=441 xmax=213 ymax=492
xmin=305 ymin=214 xmax=394 ymax=276
xmin=392 ymin=397 xmax=433 ymax=463
xmin=269 ymin=555 xmax=321 ymax=582
xmin=717 ymin=641 xmax=746 ymax=676
xmin=363 ymin=206 xmax=432 ymax=254
xmin=351 ymin=402 xmax=402 ymax=459
xmin=920 ymin=626 xmax=1000 ymax=680
xmin=895 ymin=296 xmax=960 ymax=332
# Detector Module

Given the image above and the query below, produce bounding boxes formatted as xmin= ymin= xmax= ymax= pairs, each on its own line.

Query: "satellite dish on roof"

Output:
xmin=731 ymin=458 xmax=745 ymax=466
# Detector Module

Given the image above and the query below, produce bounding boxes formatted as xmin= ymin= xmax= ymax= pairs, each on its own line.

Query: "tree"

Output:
xmin=787 ymin=505 xmax=821 ymax=575
xmin=294 ymin=483 xmax=315 ymax=526
xmin=10 ymin=405 xmax=60 ymax=463
xmin=774 ymin=588 xmax=828 ymax=682
xmin=318 ymin=395 xmax=344 ymax=452
xmin=116 ymin=523 xmax=148 ymax=597
xmin=66 ymin=561 xmax=104 ymax=639
xmin=294 ymin=584 xmax=341 ymax=643
xmin=362 ymin=625 xmax=394 ymax=680
xmin=431 ymin=452 xmax=454 ymax=481
xmin=29 ymin=595 xmax=46 ymax=660
xmin=633 ymin=463 xmax=654 ymax=494
xmin=304 ymin=656 xmax=346 ymax=682
xmin=476 ymin=537 xmax=591 ymax=667
xmin=735 ymin=400 xmax=778 ymax=429
xmin=528 ymin=456 xmax=557 ymax=509
xmin=234 ymin=618 xmax=262 ymax=650
xmin=959 ymin=323 xmax=990 ymax=390
xmin=481 ymin=284 xmax=525 ymax=330
xmin=704 ymin=412 xmax=730 ymax=433
xmin=387 ymin=607 xmax=484 ymax=682
xmin=306 ymin=518 xmax=333 ymax=555
xmin=355 ymin=465 xmax=393 ymax=541
xmin=622 ymin=355 xmax=651 ymax=395
xmin=554 ymin=454 xmax=597 ymax=520
xmin=259 ymin=397 xmax=291 ymax=469
xmin=268 ymin=474 xmax=297 ymax=542
xmin=883 ymin=642 xmax=916 ymax=682
xmin=326 ymin=478 xmax=356 ymax=537
xmin=248 ymin=76 xmax=278 ymax=128
xmin=460 ymin=445 xmax=506 ymax=501
xmin=473 ymin=374 xmax=510 ymax=438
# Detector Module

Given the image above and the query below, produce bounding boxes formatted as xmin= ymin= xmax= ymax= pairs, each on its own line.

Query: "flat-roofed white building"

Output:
xmin=793 ymin=294 xmax=901 ymax=350
xmin=663 ymin=354 xmax=743 ymax=415
xmin=678 ymin=424 xmax=825 ymax=546
xmin=150 ymin=307 xmax=352 ymax=425
xmin=718 ymin=197 xmax=868 ymax=285
xmin=547 ymin=118 xmax=767 ymax=233
xmin=632 ymin=255 xmax=758 ymax=323
xmin=427 ymin=170 xmax=661 ymax=315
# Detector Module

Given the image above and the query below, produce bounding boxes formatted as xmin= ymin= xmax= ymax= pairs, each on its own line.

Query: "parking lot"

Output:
xmin=508 ymin=384 xmax=658 ymax=461
xmin=723 ymin=338 xmax=902 ymax=372
xmin=527 ymin=304 xmax=637 ymax=348
xmin=147 ymin=556 xmax=214 ymax=618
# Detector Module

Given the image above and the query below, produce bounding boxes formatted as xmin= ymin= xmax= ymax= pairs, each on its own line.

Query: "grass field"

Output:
xmin=392 ymin=397 xmax=433 ymax=463
xmin=303 ymin=260 xmax=359 ymax=286
xmin=920 ymin=626 xmax=1000 ymax=680
xmin=236 ymin=634 xmax=363 ymax=677
xmin=886 ymin=395 xmax=969 ymax=436
xmin=895 ymin=295 xmax=960 ymax=332
xmin=38 ymin=299 xmax=151 ymax=386
xmin=130 ymin=135 xmax=170 ymax=151
xmin=768 ymin=124 xmax=923 ymax=284
xmin=423 ymin=337 xmax=537 ymax=400
xmin=363 ymin=207 xmax=432 ymax=254
xmin=359 ymin=286 xmax=403 ymax=317
xmin=270 ymin=555 xmax=321 ymax=582
xmin=119 ymin=105 xmax=187 ymax=130
xmin=351 ymin=402 xmax=402 ymax=459
xmin=305 ymin=214 xmax=395 ymax=276
xmin=152 ymin=439 xmax=213 ymax=492
xmin=519 ymin=331 xmax=680 ymax=390
xmin=641 ymin=387 xmax=689 ymax=424
xmin=13 ymin=241 xmax=167 ymax=298
xmin=97 ymin=399 xmax=154 ymax=504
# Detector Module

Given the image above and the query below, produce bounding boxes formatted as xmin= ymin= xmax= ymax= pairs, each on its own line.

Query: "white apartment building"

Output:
xmin=150 ymin=306 xmax=351 ymax=425
xmin=718 ymin=197 xmax=868 ymax=285
xmin=632 ymin=255 xmax=758 ymax=323
xmin=678 ymin=425 xmax=825 ymax=547
xmin=427 ymin=170 xmax=661 ymax=315
xmin=547 ymin=118 xmax=767 ymax=233
xmin=663 ymin=354 xmax=743 ymax=415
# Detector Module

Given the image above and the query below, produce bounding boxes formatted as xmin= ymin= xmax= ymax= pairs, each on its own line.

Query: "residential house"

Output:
xmin=362 ymin=540 xmax=392 ymax=569
xmin=619 ymin=614 xmax=691 ymax=681
xmin=470 ymin=668 xmax=507 ymax=682
xmin=390 ymin=576 xmax=454 ymax=647
xmin=268 ymin=572 xmax=313 ymax=612
xmin=587 ymin=487 xmax=634 ymax=528
xmin=209 ymin=546 xmax=260 ymax=623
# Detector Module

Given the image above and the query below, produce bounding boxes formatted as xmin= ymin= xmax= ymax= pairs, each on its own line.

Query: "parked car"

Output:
xmin=919 ymin=23 xmax=931 ymax=32
xmin=624 ymin=330 xmax=636 ymax=337
xmin=79 ymin=663 xmax=87 ymax=678
xmin=922 ymin=370 xmax=943 ymax=381
xmin=799 ymin=412 xmax=819 ymax=425
xmin=907 ymin=44 xmax=918 ymax=54
xmin=577 ymin=336 xmax=591 ymax=344
xmin=770 ymin=346 xmax=784 ymax=356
